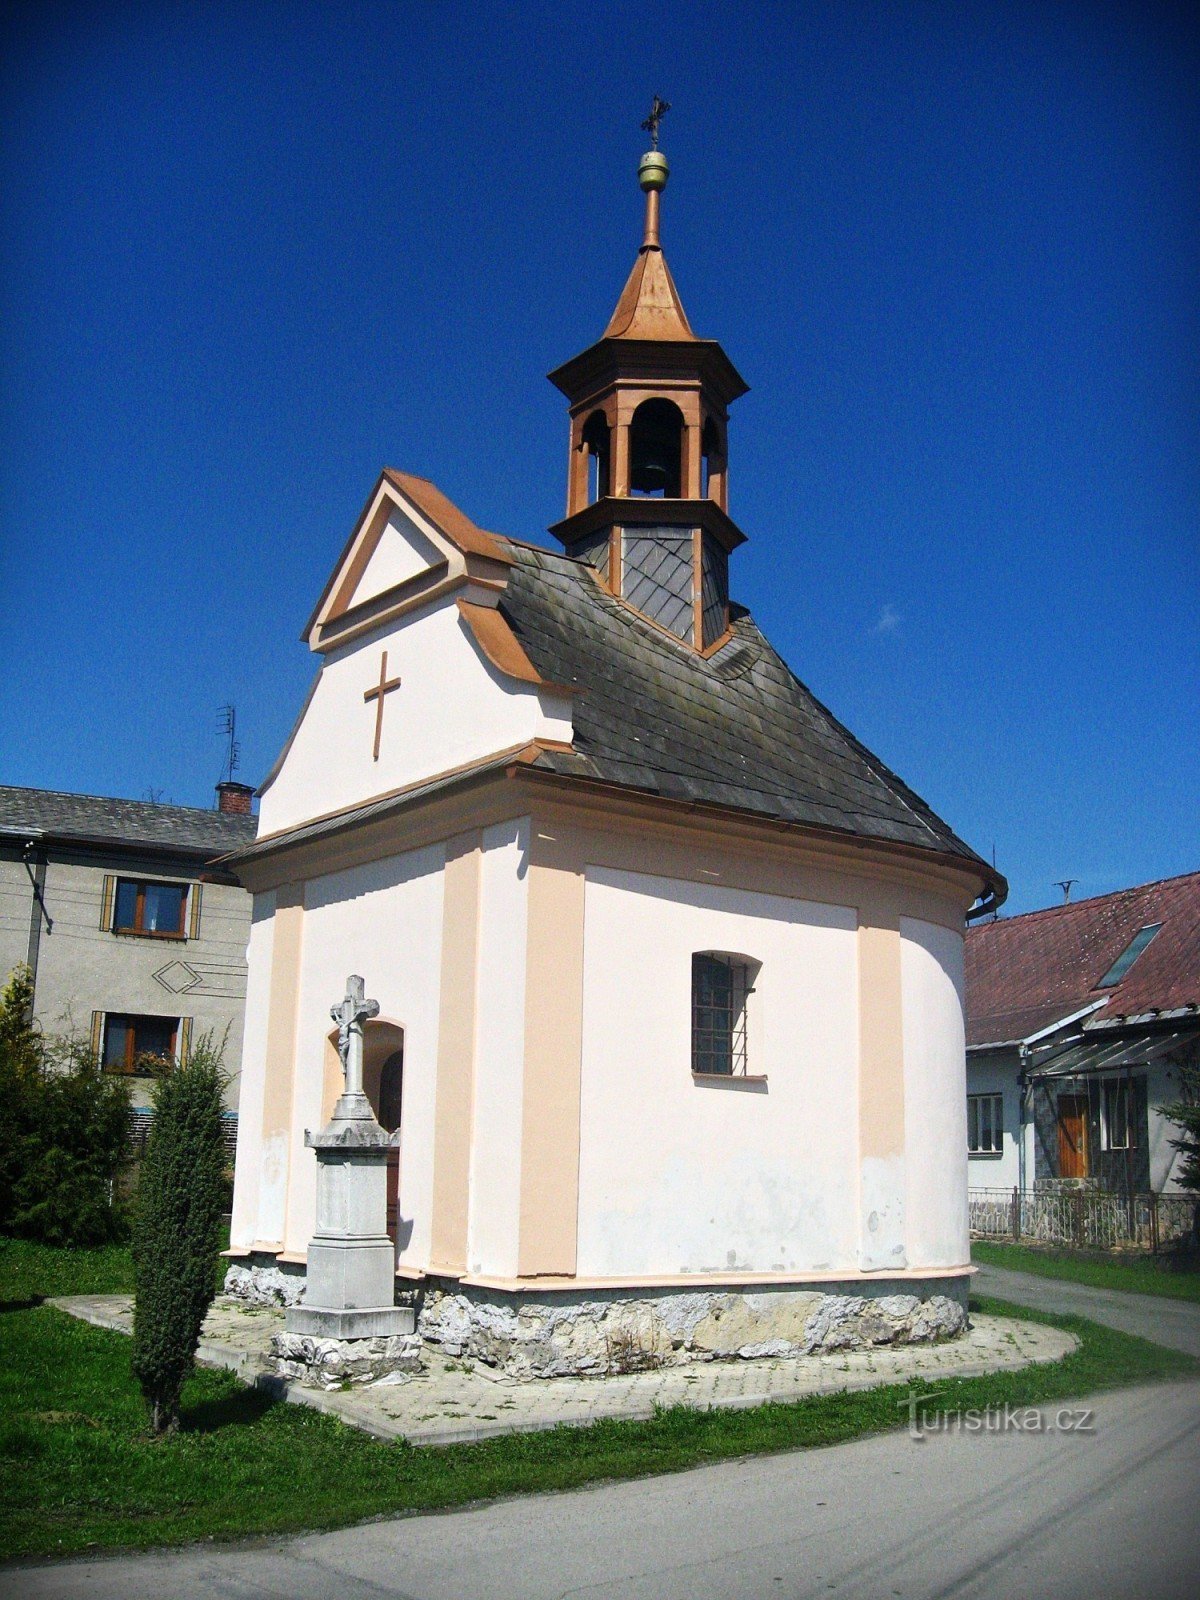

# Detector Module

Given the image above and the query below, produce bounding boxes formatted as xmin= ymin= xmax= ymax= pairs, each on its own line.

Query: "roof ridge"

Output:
xmin=971 ymin=869 xmax=1200 ymax=929
xmin=0 ymin=783 xmax=230 ymax=820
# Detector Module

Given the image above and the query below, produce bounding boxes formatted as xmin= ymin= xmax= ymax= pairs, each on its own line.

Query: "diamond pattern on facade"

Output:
xmin=153 ymin=959 xmax=202 ymax=995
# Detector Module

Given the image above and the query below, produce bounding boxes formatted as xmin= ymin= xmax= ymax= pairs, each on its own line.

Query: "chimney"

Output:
xmin=216 ymin=781 xmax=255 ymax=816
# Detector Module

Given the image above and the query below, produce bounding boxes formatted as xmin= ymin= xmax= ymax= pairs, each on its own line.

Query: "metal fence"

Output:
xmin=969 ymin=1185 xmax=1200 ymax=1252
xmin=126 ymin=1108 xmax=238 ymax=1166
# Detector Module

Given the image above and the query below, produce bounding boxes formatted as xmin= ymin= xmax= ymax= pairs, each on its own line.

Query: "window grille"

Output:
xmin=692 ymin=953 xmax=753 ymax=1076
xmin=968 ymin=1093 xmax=1004 ymax=1154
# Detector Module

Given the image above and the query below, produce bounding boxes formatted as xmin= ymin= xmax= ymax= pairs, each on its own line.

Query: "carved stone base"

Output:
xmin=271 ymin=1329 xmax=425 ymax=1389
xmin=286 ymin=1304 xmax=415 ymax=1339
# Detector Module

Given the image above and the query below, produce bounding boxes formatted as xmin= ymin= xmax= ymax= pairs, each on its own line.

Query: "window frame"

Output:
xmin=967 ymin=1092 xmax=1004 ymax=1156
xmin=1100 ymin=1076 xmax=1136 ymax=1151
xmin=691 ymin=951 xmax=763 ymax=1082
xmin=112 ymin=877 xmax=189 ymax=940
xmin=102 ymin=1012 xmax=180 ymax=1076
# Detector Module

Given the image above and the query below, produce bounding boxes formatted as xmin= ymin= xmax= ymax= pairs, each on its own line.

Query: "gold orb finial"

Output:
xmin=639 ymin=150 xmax=669 ymax=192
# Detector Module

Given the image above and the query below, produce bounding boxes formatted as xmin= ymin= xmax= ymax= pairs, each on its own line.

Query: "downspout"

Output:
xmin=1017 ymin=1042 xmax=1029 ymax=1195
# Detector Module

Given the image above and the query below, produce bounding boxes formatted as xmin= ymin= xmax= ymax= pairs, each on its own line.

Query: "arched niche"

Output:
xmin=628 ymin=397 xmax=684 ymax=497
xmin=581 ymin=409 xmax=610 ymax=504
xmin=702 ymin=416 xmax=727 ymax=509
xmin=321 ymin=1018 xmax=405 ymax=1131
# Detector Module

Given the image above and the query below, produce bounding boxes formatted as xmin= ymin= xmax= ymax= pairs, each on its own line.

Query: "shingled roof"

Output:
xmin=497 ymin=540 xmax=997 ymax=884
xmin=965 ymin=871 xmax=1200 ymax=1047
xmin=0 ymin=785 xmax=257 ymax=858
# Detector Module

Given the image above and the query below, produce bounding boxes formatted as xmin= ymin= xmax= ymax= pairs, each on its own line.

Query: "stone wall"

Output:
xmin=416 ymin=1277 xmax=969 ymax=1380
xmin=223 ymin=1257 xmax=306 ymax=1308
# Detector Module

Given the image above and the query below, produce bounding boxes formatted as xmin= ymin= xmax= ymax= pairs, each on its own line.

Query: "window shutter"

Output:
xmin=90 ymin=1011 xmax=104 ymax=1063
xmin=99 ymin=875 xmax=116 ymax=931
xmin=178 ymin=1016 xmax=192 ymax=1066
xmin=187 ymin=883 xmax=203 ymax=940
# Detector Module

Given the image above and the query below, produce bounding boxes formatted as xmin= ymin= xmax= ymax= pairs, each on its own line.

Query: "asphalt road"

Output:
xmin=7 ymin=1379 xmax=1199 ymax=1600
xmin=973 ymin=1261 xmax=1200 ymax=1356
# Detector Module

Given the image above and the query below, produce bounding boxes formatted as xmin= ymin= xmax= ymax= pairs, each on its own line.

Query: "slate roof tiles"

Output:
xmin=497 ymin=540 xmax=993 ymax=878
xmin=0 ymin=786 xmax=257 ymax=858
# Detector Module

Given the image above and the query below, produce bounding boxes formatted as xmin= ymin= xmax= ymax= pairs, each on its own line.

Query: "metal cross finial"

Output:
xmin=331 ymin=975 xmax=380 ymax=1095
xmin=641 ymin=95 xmax=670 ymax=148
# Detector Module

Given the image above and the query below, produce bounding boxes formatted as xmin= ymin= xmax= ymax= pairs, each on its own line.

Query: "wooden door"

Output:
xmin=1057 ymin=1094 xmax=1089 ymax=1179
xmin=378 ymin=1049 xmax=404 ymax=1246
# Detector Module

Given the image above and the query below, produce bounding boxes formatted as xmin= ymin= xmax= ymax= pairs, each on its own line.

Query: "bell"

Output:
xmin=629 ymin=443 xmax=671 ymax=494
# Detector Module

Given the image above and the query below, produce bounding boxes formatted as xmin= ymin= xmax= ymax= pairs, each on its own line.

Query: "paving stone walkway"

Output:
xmin=51 ymin=1293 xmax=1076 ymax=1447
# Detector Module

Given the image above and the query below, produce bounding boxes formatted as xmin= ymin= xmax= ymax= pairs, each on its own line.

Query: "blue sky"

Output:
xmin=1 ymin=0 xmax=1195 ymax=916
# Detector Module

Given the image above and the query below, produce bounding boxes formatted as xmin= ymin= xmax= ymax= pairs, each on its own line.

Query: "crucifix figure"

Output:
xmin=641 ymin=94 xmax=670 ymax=148
xmin=330 ymin=974 xmax=380 ymax=1104
xmin=363 ymin=649 xmax=402 ymax=762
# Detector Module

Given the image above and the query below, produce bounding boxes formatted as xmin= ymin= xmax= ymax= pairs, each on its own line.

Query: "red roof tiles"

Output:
xmin=965 ymin=871 xmax=1200 ymax=1047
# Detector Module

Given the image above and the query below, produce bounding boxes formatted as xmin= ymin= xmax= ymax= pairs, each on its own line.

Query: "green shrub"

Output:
xmin=131 ymin=1034 xmax=228 ymax=1434
xmin=0 ymin=966 xmax=130 ymax=1245
xmin=1163 ymin=1065 xmax=1200 ymax=1197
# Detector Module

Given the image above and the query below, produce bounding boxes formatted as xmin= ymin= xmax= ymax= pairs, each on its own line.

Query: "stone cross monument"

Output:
xmin=284 ymin=975 xmax=414 ymax=1340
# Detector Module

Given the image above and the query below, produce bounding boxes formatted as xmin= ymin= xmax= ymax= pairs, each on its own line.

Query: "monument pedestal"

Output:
xmin=276 ymin=980 xmax=420 ymax=1384
xmin=285 ymin=1099 xmax=413 ymax=1339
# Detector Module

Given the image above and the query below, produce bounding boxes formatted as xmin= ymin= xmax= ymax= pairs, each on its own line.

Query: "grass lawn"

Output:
xmin=973 ymin=1239 xmax=1200 ymax=1304
xmin=0 ymin=1240 xmax=1196 ymax=1565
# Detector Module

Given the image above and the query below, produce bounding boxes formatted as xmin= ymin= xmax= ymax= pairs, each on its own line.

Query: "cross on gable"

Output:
xmin=363 ymin=649 xmax=402 ymax=761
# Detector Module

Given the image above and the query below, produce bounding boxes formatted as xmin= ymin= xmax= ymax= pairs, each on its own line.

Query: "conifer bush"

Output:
xmin=0 ymin=965 xmax=130 ymax=1244
xmin=131 ymin=1033 xmax=228 ymax=1434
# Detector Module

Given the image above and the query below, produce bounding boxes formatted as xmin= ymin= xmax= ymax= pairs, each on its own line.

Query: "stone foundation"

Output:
xmin=223 ymin=1257 xmax=306 ymax=1308
xmin=417 ymin=1277 xmax=969 ymax=1380
xmin=271 ymin=1330 xmax=426 ymax=1389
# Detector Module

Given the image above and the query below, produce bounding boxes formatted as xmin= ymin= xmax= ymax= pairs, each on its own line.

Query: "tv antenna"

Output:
xmin=217 ymin=704 xmax=241 ymax=785
xmin=1055 ymin=879 xmax=1078 ymax=905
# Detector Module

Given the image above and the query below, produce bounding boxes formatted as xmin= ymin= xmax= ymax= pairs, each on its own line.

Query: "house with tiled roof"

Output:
xmin=0 ymin=782 xmax=257 ymax=1119
xmin=965 ymin=871 xmax=1200 ymax=1195
xmin=224 ymin=135 xmax=1004 ymax=1369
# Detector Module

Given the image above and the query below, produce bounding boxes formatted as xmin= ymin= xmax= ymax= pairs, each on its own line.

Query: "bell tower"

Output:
xmin=548 ymin=104 xmax=749 ymax=653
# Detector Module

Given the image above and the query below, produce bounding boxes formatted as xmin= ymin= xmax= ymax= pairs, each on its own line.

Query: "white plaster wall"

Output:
xmin=901 ymin=917 xmax=970 ymax=1269
xmin=282 ymin=845 xmax=446 ymax=1264
xmin=230 ymin=890 xmax=276 ymax=1250
xmin=576 ymin=867 xmax=860 ymax=1278
xmin=350 ymin=507 xmax=444 ymax=606
xmin=466 ymin=818 xmax=530 ymax=1279
xmin=260 ymin=598 xmax=572 ymax=837
xmin=965 ymin=1049 xmax=1022 ymax=1190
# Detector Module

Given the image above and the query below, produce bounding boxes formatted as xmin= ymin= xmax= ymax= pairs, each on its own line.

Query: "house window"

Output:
xmin=692 ymin=953 xmax=754 ymax=1076
xmin=113 ymin=878 xmax=188 ymax=938
xmin=1101 ymin=1078 xmax=1135 ymax=1151
xmin=968 ymin=1093 xmax=1004 ymax=1155
xmin=103 ymin=1013 xmax=178 ymax=1075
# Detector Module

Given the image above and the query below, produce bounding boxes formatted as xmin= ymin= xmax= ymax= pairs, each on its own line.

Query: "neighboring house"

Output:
xmin=0 ymin=783 xmax=258 ymax=1123
xmin=965 ymin=872 xmax=1200 ymax=1195
xmin=226 ymin=137 xmax=1003 ymax=1356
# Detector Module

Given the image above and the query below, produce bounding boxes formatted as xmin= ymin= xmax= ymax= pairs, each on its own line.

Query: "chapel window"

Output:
xmin=691 ymin=952 xmax=756 ymax=1077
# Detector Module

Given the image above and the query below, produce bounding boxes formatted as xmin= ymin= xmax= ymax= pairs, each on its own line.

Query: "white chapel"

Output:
xmin=225 ymin=130 xmax=1005 ymax=1373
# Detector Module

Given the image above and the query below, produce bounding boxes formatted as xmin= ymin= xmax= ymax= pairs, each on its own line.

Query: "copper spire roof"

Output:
xmin=601 ymin=146 xmax=696 ymax=343
xmin=603 ymin=237 xmax=696 ymax=342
